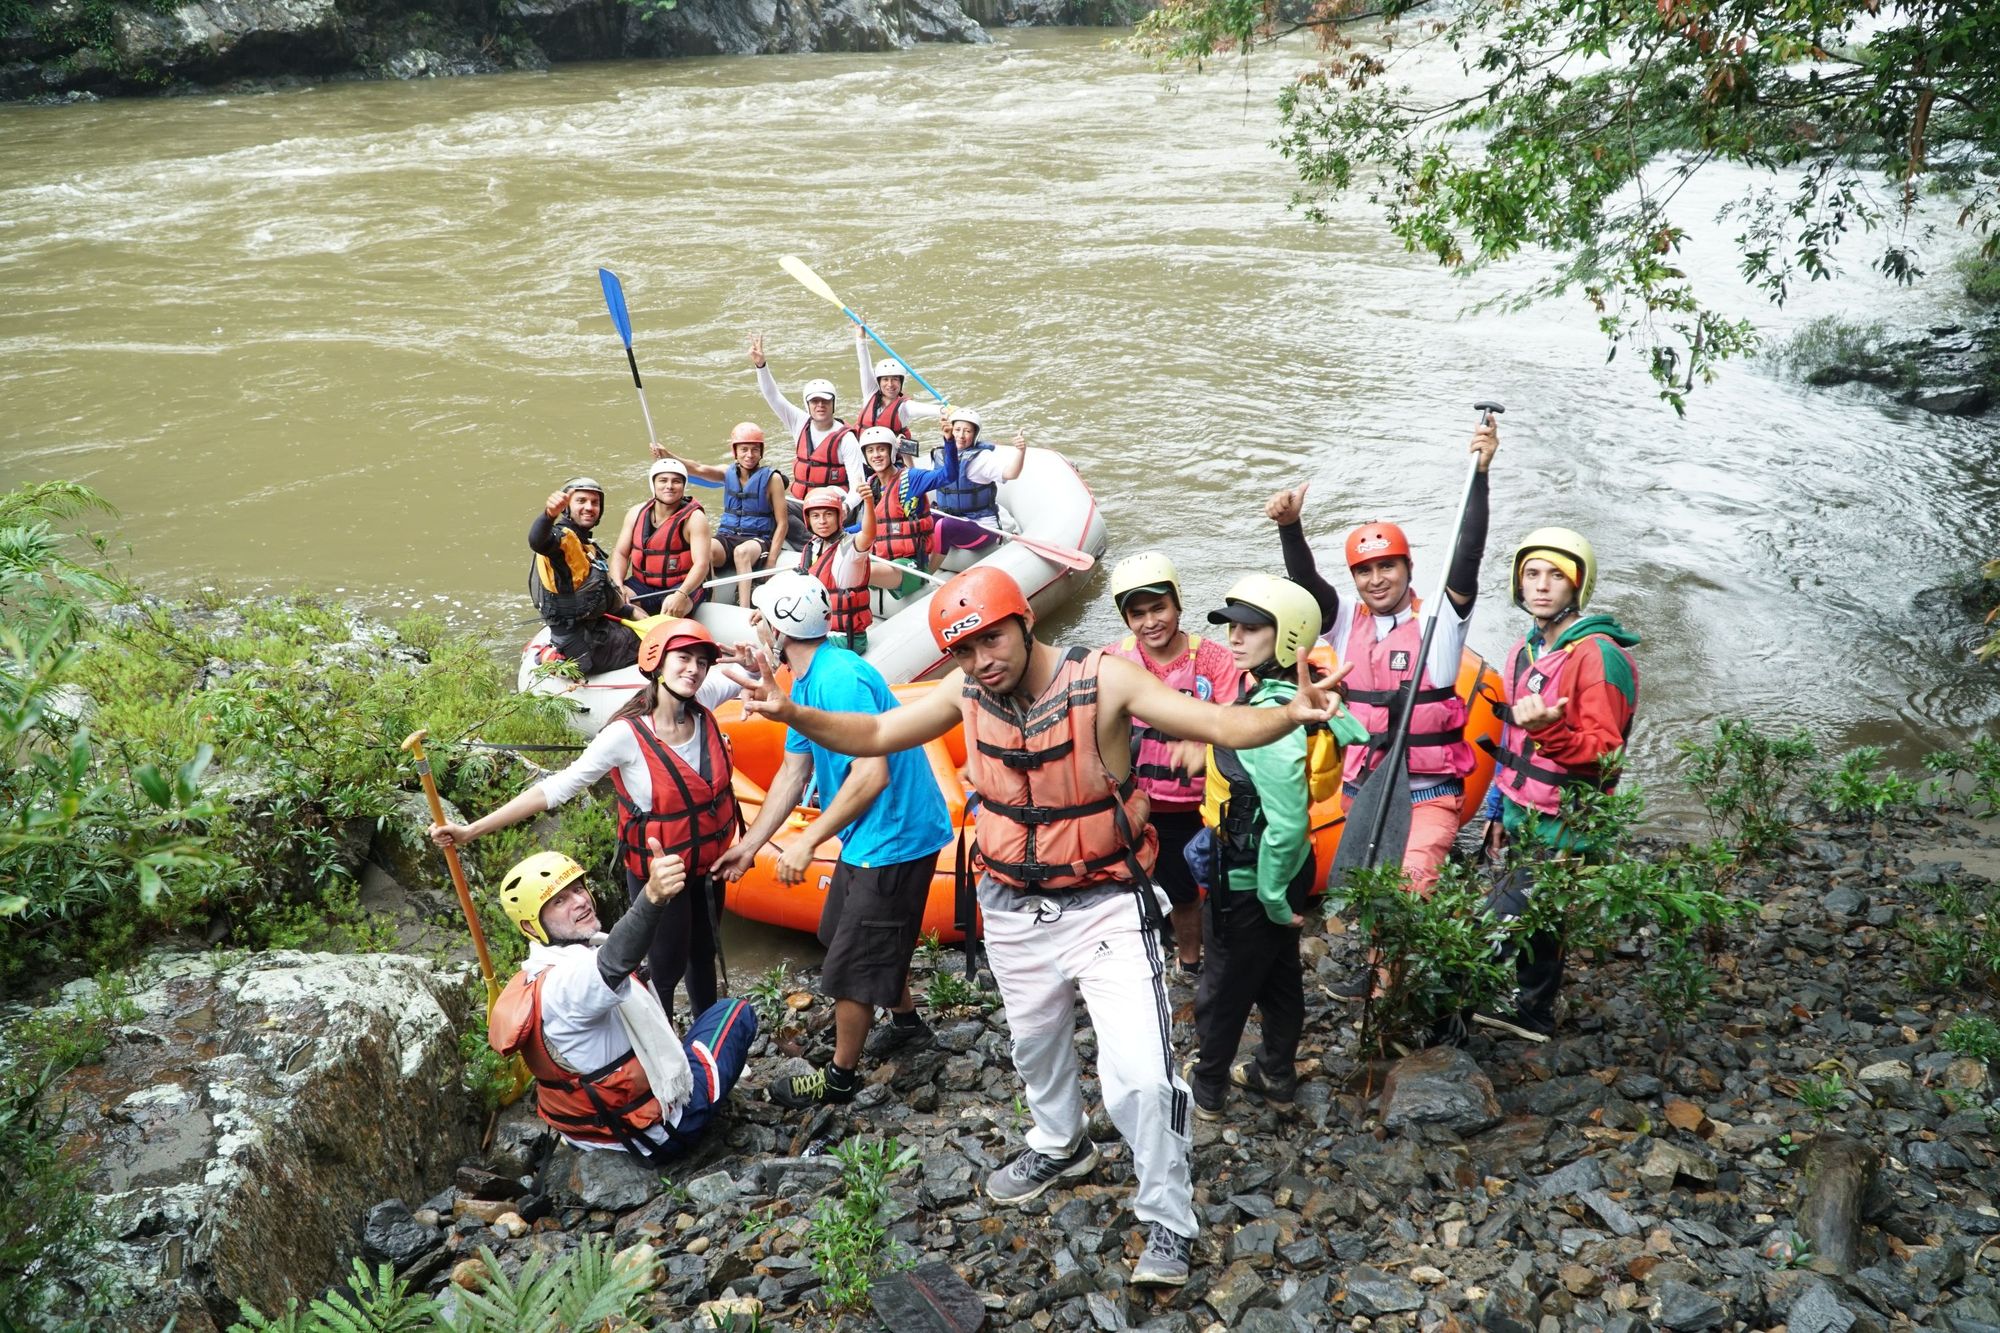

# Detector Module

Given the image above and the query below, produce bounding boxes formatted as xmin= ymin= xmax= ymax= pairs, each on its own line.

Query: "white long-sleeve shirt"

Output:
xmin=536 ymin=673 xmax=744 ymax=810
xmin=856 ymin=340 xmax=943 ymax=431
xmin=1322 ymin=595 xmax=1470 ymax=694
xmin=757 ymin=365 xmax=866 ymax=507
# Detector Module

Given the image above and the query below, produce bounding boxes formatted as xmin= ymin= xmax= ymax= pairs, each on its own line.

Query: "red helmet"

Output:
xmin=728 ymin=422 xmax=765 ymax=447
xmin=1344 ymin=522 xmax=1411 ymax=569
xmin=801 ymin=487 xmax=845 ymax=515
xmin=637 ymin=617 xmax=718 ymax=675
xmin=930 ymin=567 xmax=1031 ymax=651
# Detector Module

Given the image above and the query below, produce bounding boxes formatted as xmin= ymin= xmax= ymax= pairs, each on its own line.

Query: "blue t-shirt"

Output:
xmin=784 ymin=644 xmax=951 ymax=868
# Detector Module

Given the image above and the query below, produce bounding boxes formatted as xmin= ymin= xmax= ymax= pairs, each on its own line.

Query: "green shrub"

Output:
xmin=1339 ymin=861 xmax=1515 ymax=1052
xmin=1797 ymin=1070 xmax=1851 ymax=1126
xmin=1903 ymin=879 xmax=2000 ymax=995
xmin=0 ymin=1059 xmax=105 ymax=1324
xmin=1924 ymin=736 xmax=2000 ymax=816
xmin=1810 ymin=746 xmax=1920 ymax=818
xmin=924 ymin=970 xmax=998 ymax=1013
xmin=808 ymin=1137 xmax=917 ymax=1310
xmin=1955 ymin=247 xmax=2000 ymax=305
xmin=1941 ymin=1015 xmax=2000 ymax=1065
xmin=1677 ymin=719 xmax=1819 ymax=861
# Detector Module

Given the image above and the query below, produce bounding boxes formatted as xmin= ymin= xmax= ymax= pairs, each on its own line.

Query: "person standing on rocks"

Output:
xmin=1187 ymin=574 xmax=1365 ymax=1119
xmin=610 ymin=458 xmax=713 ymax=617
xmin=1105 ymin=552 xmax=1244 ymax=978
xmin=431 ymin=619 xmax=753 ymax=1022
xmin=529 ymin=476 xmax=639 ymax=675
xmin=486 ymin=846 xmax=757 ymax=1165
xmin=1474 ymin=528 xmax=1641 ymax=1039
xmin=711 ymin=571 xmax=952 ymax=1109
xmin=752 ymin=333 xmax=863 ymax=541
xmin=733 ymin=566 xmax=1346 ymax=1288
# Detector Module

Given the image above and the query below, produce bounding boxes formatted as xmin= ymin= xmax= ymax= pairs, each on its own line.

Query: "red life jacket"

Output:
xmin=489 ymin=968 xmax=667 ymax=1153
xmin=1338 ymin=600 xmax=1474 ymax=786
xmin=869 ymin=469 xmax=934 ymax=563
xmin=627 ymin=501 xmax=700 ymax=592
xmin=857 ymin=389 xmax=908 ymax=434
xmin=608 ymin=710 xmax=739 ymax=879
xmin=1107 ymin=633 xmax=1242 ymax=811
xmin=1486 ymin=634 xmax=1639 ymax=816
xmin=959 ymin=646 xmax=1157 ymax=890
xmin=800 ymin=539 xmax=871 ymax=638
xmin=789 ymin=421 xmax=853 ymax=498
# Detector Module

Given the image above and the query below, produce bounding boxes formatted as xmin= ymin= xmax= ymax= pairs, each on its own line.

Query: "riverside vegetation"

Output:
xmin=5 ymin=477 xmax=2000 ymax=1329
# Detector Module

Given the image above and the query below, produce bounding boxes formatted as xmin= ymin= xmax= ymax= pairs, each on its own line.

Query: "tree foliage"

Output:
xmin=1136 ymin=0 xmax=2000 ymax=411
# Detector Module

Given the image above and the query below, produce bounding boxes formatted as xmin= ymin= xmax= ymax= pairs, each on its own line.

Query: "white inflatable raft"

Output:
xmin=518 ymin=446 xmax=1108 ymax=736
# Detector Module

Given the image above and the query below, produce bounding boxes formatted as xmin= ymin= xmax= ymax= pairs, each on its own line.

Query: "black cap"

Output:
xmin=1206 ymin=600 xmax=1276 ymax=628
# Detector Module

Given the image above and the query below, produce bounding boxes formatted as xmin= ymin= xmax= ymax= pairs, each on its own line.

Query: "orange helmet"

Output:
xmin=801 ymin=487 xmax=845 ymax=515
xmin=930 ymin=567 xmax=1031 ymax=650
xmin=637 ymin=617 xmax=718 ymax=675
xmin=1344 ymin=521 xmax=1411 ymax=569
xmin=728 ymin=422 xmax=765 ymax=447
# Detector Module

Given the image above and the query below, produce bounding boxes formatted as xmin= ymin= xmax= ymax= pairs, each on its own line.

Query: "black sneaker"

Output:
xmin=771 ymin=1064 xmax=860 ymax=1108
xmin=1176 ymin=957 xmax=1203 ymax=981
xmin=1329 ymin=966 xmax=1377 ymax=1001
xmin=985 ymin=1139 xmax=1100 ymax=1205
xmin=863 ymin=1014 xmax=934 ymax=1059
xmin=1472 ymin=1006 xmax=1555 ymax=1043
xmin=1229 ymin=1059 xmax=1298 ymax=1106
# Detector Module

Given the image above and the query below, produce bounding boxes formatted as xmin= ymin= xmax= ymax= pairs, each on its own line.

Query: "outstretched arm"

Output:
xmin=1099 ymin=653 xmax=1344 ymax=754
xmin=764 ymin=473 xmax=789 ymax=565
xmin=1445 ymin=420 xmax=1499 ymax=609
xmin=1267 ymin=483 xmax=1341 ymax=635
xmin=998 ymin=431 xmax=1027 ymax=482
xmin=676 ymin=452 xmax=728 ymax=484
xmin=740 ymin=657 xmax=964 ymax=755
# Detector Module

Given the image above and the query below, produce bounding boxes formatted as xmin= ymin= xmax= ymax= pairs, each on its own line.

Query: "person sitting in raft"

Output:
xmin=795 ymin=485 xmax=877 ymax=656
xmin=752 ymin=333 xmax=864 ymax=544
xmin=665 ymin=422 xmax=789 ymax=608
xmin=713 ymin=571 xmax=952 ymax=1109
xmin=530 ymin=476 xmax=639 ymax=676
xmin=854 ymin=324 xmax=943 ymax=436
xmin=485 ymin=846 xmax=757 ymax=1167
xmin=928 ymin=405 xmax=1026 ymax=555
xmin=611 ymin=458 xmax=713 ymax=618
xmin=432 ymin=619 xmax=753 ymax=1022
xmin=1472 ymin=528 xmax=1640 ymax=1041
xmin=1263 ymin=418 xmax=1499 ymax=997
xmin=860 ymin=424 xmax=959 ymax=588
xmin=1185 ymin=575 xmax=1366 ymax=1120
xmin=1104 ymin=552 xmax=1243 ymax=979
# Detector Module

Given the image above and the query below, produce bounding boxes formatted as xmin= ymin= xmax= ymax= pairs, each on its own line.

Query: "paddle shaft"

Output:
xmin=778 ymin=255 xmax=950 ymax=404
xmin=931 ymin=508 xmax=1095 ymax=572
xmin=623 ymin=346 xmax=659 ymax=446
xmin=851 ymin=315 xmax=947 ymax=404
xmin=402 ymin=733 xmax=498 ymax=991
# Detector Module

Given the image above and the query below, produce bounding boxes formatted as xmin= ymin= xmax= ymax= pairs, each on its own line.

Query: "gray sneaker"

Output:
xmin=985 ymin=1139 xmax=1099 ymax=1206
xmin=1131 ymin=1222 xmax=1194 ymax=1287
xmin=863 ymin=1015 xmax=935 ymax=1059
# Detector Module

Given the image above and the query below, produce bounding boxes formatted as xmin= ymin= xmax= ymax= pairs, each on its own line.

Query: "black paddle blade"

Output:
xmin=1330 ymin=740 xmax=1415 ymax=888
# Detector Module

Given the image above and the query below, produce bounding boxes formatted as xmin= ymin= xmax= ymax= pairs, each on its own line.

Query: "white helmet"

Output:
xmin=647 ymin=457 xmax=687 ymax=481
xmin=875 ymin=359 xmax=908 ymax=382
xmin=801 ymin=378 xmax=837 ymax=404
xmin=857 ymin=425 xmax=900 ymax=450
xmin=752 ymin=571 xmax=831 ymax=641
xmin=946 ymin=405 xmax=982 ymax=429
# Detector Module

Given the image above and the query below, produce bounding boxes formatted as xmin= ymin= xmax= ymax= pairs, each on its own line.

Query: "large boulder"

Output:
xmin=53 ymin=952 xmax=480 ymax=1332
xmin=628 ymin=0 xmax=989 ymax=58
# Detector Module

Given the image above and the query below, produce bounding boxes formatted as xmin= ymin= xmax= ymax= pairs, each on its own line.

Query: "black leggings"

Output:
xmin=624 ymin=867 xmax=723 ymax=1022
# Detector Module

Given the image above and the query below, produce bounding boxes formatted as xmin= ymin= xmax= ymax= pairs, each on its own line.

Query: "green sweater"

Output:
xmin=1222 ymin=678 xmax=1368 ymax=925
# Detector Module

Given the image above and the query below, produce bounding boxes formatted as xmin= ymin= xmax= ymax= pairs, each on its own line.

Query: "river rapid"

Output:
xmin=3 ymin=29 xmax=1996 ymax=830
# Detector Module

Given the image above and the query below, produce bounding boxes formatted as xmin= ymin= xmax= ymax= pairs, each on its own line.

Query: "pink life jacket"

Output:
xmin=1339 ymin=600 xmax=1473 ymax=786
xmin=1108 ymin=633 xmax=1242 ymax=811
xmin=1486 ymin=633 xmax=1639 ymax=816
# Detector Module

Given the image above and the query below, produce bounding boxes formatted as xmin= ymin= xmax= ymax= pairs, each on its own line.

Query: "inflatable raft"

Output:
xmin=518 ymin=446 xmax=1107 ymax=736
xmin=699 ymin=652 xmax=1507 ymax=944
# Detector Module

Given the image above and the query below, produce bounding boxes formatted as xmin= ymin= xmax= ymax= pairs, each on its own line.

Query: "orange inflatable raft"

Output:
xmin=712 ymin=653 xmax=1506 ymax=944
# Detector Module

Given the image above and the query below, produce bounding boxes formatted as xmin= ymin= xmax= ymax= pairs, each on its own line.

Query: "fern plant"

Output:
xmin=449 ymin=1241 xmax=652 ymax=1331
xmin=231 ymin=1257 xmax=436 ymax=1332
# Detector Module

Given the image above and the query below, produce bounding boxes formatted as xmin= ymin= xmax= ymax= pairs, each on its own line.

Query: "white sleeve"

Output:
xmin=757 ymin=366 xmax=806 ymax=435
xmin=857 ymin=339 xmax=878 ymax=401
xmin=962 ymin=449 xmax=1007 ymax=485
xmin=1425 ymin=596 xmax=1470 ymax=690
xmin=536 ymin=723 xmax=639 ymax=808
xmin=696 ymin=670 xmax=743 ymax=710
xmin=1320 ymin=599 xmax=1356 ymax=651
xmin=539 ymin=947 xmax=629 ymax=1027
xmin=901 ymin=399 xmax=944 ymax=424
xmin=834 ymin=538 xmax=871 ymax=589
xmin=838 ymin=431 xmax=868 ymax=508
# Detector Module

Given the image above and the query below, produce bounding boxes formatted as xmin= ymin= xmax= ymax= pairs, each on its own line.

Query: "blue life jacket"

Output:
xmin=719 ymin=464 xmax=778 ymax=541
xmin=934 ymin=440 xmax=999 ymax=520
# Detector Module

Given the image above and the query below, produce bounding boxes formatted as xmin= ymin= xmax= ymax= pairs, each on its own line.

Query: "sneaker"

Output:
xmin=1176 ymin=956 xmax=1203 ymax=980
xmin=1329 ymin=966 xmax=1379 ymax=1001
xmin=770 ymin=1064 xmax=859 ymax=1108
xmin=863 ymin=1014 xmax=934 ymax=1059
xmin=1229 ymin=1059 xmax=1298 ymax=1105
xmin=1472 ymin=1006 xmax=1555 ymax=1043
xmin=1131 ymin=1223 xmax=1194 ymax=1287
xmin=1182 ymin=1059 xmax=1226 ymax=1121
xmin=985 ymin=1139 xmax=1100 ymax=1205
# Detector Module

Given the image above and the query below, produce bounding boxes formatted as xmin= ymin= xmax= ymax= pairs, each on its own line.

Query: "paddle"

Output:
xmin=930 ymin=508 xmax=1096 ymax=573
xmin=401 ymin=729 xmax=531 ymax=1104
xmin=1329 ymin=401 xmax=1505 ymax=887
xmin=779 ymin=255 xmax=949 ymax=405
xmin=596 ymin=267 xmax=718 ymax=488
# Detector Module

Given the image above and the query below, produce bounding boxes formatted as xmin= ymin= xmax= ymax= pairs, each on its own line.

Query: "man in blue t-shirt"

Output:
xmin=715 ymin=571 xmax=953 ymax=1107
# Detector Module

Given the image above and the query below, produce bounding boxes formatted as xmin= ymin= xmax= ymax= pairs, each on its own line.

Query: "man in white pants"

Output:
xmin=737 ymin=566 xmax=1341 ymax=1287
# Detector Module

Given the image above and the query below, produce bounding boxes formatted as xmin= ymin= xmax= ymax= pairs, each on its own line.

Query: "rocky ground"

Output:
xmin=346 ymin=812 xmax=2000 ymax=1333
xmin=1794 ymin=316 xmax=2000 ymax=418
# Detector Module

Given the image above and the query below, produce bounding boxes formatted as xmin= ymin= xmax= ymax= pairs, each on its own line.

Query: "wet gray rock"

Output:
xmin=543 ymin=1141 xmax=662 ymax=1212
xmin=360 ymin=1199 xmax=440 ymax=1270
xmin=1343 ymin=1265 xmax=1424 ymax=1315
xmin=1534 ymin=1156 xmax=1606 ymax=1200
xmin=1579 ymin=1188 xmax=1641 ymax=1237
xmin=870 ymin=1260 xmax=989 ymax=1332
xmin=1479 ymin=1282 xmax=1542 ymax=1333
xmin=1380 ymin=1045 xmax=1503 ymax=1136
xmin=1205 ymin=1261 xmax=1273 ymax=1322
xmin=1654 ymin=1279 xmax=1727 ymax=1330
xmin=1639 ymin=1140 xmax=1717 ymax=1194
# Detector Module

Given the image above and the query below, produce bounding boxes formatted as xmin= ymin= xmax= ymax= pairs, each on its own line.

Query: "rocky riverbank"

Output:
xmin=0 ymin=0 xmax=1145 ymax=103
xmin=158 ymin=809 xmax=2000 ymax=1333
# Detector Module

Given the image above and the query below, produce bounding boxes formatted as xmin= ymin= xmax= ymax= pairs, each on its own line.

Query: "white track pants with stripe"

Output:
xmin=980 ymin=878 xmax=1197 ymax=1238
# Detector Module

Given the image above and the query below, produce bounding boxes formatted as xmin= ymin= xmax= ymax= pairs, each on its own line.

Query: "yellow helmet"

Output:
xmin=499 ymin=850 xmax=587 ymax=945
xmin=1510 ymin=527 xmax=1597 ymax=612
xmin=1109 ymin=551 xmax=1182 ymax=615
xmin=1208 ymin=573 xmax=1320 ymax=669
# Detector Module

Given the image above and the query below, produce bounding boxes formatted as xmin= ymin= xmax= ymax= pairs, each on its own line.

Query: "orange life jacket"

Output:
xmin=869 ymin=469 xmax=934 ymax=563
xmin=800 ymin=539 xmax=871 ymax=638
xmin=959 ymin=646 xmax=1157 ymax=889
xmin=609 ymin=710 xmax=739 ymax=879
xmin=789 ymin=421 xmax=853 ymax=498
xmin=626 ymin=500 xmax=700 ymax=592
xmin=488 ymin=968 xmax=668 ymax=1155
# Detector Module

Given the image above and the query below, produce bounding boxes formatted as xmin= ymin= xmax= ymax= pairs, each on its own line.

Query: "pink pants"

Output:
xmin=1339 ymin=792 xmax=1461 ymax=897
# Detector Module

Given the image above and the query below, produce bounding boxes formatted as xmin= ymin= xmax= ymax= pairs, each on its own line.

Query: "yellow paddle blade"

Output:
xmin=780 ymin=254 xmax=844 ymax=309
xmin=615 ymin=613 xmax=673 ymax=638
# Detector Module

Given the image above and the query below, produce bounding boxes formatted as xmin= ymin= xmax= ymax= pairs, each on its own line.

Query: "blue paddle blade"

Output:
xmin=598 ymin=268 xmax=634 ymax=347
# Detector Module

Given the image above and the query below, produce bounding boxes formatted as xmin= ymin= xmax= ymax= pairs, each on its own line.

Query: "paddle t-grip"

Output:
xmin=1474 ymin=400 xmax=1506 ymax=422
